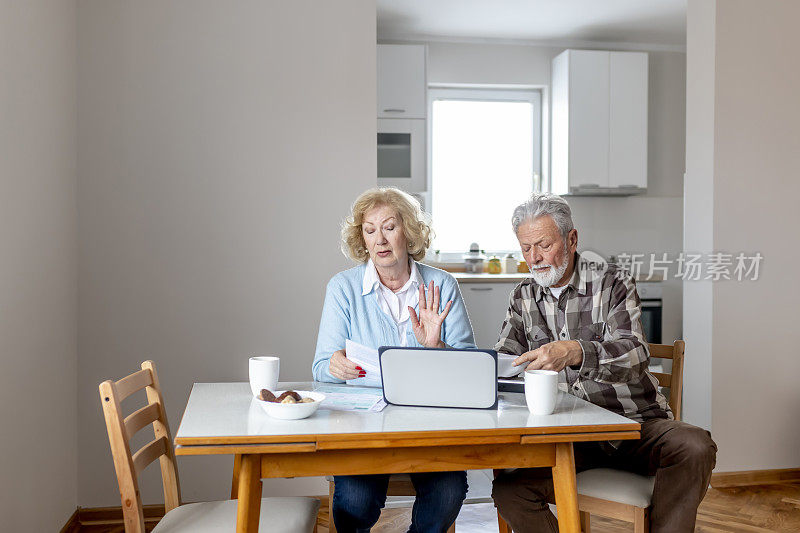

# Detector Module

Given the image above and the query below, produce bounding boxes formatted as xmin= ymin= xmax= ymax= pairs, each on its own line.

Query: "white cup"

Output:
xmin=524 ymin=369 xmax=558 ymax=415
xmin=249 ymin=356 xmax=280 ymax=397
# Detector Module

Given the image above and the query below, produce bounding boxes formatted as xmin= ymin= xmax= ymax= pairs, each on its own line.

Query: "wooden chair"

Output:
xmin=99 ymin=360 xmax=320 ymax=532
xmin=496 ymin=340 xmax=685 ymax=533
xmin=326 ymin=475 xmax=457 ymax=533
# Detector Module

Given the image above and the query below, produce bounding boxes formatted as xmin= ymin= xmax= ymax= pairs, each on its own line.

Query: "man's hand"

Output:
xmin=512 ymin=340 xmax=583 ymax=372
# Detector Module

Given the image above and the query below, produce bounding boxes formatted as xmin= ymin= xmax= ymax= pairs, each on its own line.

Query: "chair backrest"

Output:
xmin=647 ymin=340 xmax=685 ymax=420
xmin=99 ymin=361 xmax=182 ymax=533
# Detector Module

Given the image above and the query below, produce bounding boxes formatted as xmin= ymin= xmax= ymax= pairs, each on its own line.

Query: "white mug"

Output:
xmin=249 ymin=356 xmax=280 ymax=397
xmin=524 ymin=369 xmax=558 ymax=415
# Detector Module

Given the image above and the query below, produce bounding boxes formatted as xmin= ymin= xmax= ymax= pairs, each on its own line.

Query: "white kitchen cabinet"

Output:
xmin=551 ymin=49 xmax=648 ymax=195
xmin=609 ymin=52 xmax=648 ymax=189
xmin=459 ymin=282 xmax=519 ymax=349
xmin=377 ymin=44 xmax=426 ymax=119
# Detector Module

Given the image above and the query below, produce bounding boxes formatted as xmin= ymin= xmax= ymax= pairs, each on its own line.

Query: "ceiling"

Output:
xmin=377 ymin=0 xmax=687 ymax=49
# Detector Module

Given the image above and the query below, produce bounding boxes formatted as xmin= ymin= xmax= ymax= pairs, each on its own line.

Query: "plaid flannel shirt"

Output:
xmin=495 ymin=252 xmax=672 ymax=422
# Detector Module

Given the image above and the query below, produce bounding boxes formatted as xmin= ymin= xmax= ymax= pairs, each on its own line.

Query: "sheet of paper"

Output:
xmin=369 ymin=399 xmax=387 ymax=412
xmin=345 ymin=339 xmax=382 ymax=387
xmin=314 ymin=383 xmax=386 ymax=412
xmin=497 ymin=353 xmax=524 ymax=378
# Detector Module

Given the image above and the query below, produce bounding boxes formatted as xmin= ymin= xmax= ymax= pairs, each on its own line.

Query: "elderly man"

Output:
xmin=492 ymin=193 xmax=716 ymax=532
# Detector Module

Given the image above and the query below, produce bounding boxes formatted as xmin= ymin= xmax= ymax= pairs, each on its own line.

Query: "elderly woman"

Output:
xmin=313 ymin=187 xmax=475 ymax=533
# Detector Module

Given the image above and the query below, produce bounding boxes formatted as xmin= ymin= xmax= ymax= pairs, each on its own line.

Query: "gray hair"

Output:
xmin=511 ymin=193 xmax=574 ymax=239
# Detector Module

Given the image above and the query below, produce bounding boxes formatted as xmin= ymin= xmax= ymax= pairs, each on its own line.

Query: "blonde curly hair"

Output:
xmin=341 ymin=187 xmax=433 ymax=263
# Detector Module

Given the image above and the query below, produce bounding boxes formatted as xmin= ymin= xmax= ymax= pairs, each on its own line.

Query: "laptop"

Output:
xmin=378 ymin=346 xmax=498 ymax=409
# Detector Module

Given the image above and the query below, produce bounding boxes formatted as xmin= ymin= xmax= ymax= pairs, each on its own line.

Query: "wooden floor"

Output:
xmin=74 ymin=482 xmax=800 ymax=532
xmin=314 ymin=483 xmax=800 ymax=533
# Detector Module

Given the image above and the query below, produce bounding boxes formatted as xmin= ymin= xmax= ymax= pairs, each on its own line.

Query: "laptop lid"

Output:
xmin=378 ymin=346 xmax=498 ymax=409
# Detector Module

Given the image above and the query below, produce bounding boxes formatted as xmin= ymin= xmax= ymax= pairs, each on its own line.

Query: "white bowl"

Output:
xmin=257 ymin=390 xmax=325 ymax=420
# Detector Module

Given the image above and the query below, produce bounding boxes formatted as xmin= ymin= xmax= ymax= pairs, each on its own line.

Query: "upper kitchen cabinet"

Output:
xmin=551 ymin=49 xmax=648 ymax=195
xmin=377 ymin=44 xmax=427 ymax=119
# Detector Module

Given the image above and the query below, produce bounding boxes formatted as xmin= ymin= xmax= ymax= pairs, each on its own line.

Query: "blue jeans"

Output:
xmin=332 ymin=471 xmax=468 ymax=533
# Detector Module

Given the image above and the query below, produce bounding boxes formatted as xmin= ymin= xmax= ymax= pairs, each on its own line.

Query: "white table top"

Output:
xmin=175 ymin=382 xmax=637 ymax=445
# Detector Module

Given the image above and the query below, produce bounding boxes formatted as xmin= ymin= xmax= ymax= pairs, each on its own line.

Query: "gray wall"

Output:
xmin=684 ymin=0 xmax=716 ymax=430
xmin=426 ymin=42 xmax=686 ymax=345
xmin=0 ymin=0 xmax=78 ymax=529
xmin=77 ymin=0 xmax=376 ymax=506
xmin=686 ymin=0 xmax=800 ymax=472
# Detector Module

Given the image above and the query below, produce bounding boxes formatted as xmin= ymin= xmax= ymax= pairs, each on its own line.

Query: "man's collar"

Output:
xmin=532 ymin=252 xmax=589 ymax=301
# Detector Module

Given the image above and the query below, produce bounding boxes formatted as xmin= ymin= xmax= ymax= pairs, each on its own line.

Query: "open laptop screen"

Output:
xmin=379 ymin=347 xmax=497 ymax=409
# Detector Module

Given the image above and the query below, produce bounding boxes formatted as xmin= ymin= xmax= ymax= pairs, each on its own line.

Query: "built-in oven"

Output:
xmin=377 ymin=118 xmax=426 ymax=192
xmin=637 ymin=282 xmax=662 ymax=344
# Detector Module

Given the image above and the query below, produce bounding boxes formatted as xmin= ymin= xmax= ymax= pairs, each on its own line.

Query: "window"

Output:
xmin=429 ymin=88 xmax=542 ymax=252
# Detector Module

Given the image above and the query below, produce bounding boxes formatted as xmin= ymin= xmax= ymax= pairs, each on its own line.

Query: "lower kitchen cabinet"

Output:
xmin=459 ymin=281 xmax=519 ymax=349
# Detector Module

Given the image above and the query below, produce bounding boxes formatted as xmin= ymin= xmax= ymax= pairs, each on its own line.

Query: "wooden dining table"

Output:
xmin=174 ymin=381 xmax=640 ymax=533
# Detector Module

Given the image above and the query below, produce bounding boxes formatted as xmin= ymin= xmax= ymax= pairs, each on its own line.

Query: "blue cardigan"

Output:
xmin=313 ymin=262 xmax=476 ymax=383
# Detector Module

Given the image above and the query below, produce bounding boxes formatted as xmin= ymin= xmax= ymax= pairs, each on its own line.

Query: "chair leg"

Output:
xmin=496 ymin=509 xmax=511 ymax=533
xmin=446 ymin=522 xmax=456 ymax=533
xmin=633 ymin=506 xmax=649 ymax=533
xmin=579 ymin=511 xmax=591 ymax=533
xmin=328 ymin=481 xmax=337 ymax=533
xmin=492 ymin=469 xmax=512 ymax=533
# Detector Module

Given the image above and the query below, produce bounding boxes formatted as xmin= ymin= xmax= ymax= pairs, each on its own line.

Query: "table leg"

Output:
xmin=231 ymin=454 xmax=242 ymax=499
xmin=236 ymin=453 xmax=262 ymax=533
xmin=552 ymin=442 xmax=581 ymax=533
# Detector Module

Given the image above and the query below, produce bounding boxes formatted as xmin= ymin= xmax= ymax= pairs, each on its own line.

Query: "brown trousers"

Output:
xmin=492 ymin=419 xmax=717 ymax=533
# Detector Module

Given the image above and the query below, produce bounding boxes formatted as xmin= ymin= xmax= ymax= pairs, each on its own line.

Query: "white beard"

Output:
xmin=530 ymin=250 xmax=570 ymax=287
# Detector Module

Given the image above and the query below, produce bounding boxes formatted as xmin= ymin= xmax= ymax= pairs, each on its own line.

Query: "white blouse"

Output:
xmin=362 ymin=259 xmax=423 ymax=346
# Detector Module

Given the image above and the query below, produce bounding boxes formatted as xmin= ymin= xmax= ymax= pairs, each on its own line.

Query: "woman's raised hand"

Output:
xmin=329 ymin=349 xmax=365 ymax=381
xmin=408 ymin=280 xmax=453 ymax=348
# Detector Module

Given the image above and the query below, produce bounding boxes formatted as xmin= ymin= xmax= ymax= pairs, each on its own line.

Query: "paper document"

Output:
xmin=497 ymin=353 xmax=524 ymax=378
xmin=314 ymin=383 xmax=386 ymax=412
xmin=345 ymin=339 xmax=382 ymax=387
xmin=370 ymin=399 xmax=387 ymax=412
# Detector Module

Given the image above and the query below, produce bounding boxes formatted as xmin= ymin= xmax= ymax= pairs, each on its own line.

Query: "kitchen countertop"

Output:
xmin=449 ymin=271 xmax=665 ymax=283
xmin=452 ymin=273 xmax=530 ymax=283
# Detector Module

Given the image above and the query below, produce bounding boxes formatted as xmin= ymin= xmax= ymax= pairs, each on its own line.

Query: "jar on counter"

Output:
xmin=487 ymin=257 xmax=502 ymax=274
xmin=517 ymin=260 xmax=530 ymax=273
xmin=463 ymin=243 xmax=486 ymax=274
xmin=504 ymin=254 xmax=517 ymax=273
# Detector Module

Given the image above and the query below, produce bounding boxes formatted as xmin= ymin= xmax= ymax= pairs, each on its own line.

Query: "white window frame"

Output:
xmin=427 ymin=86 xmax=543 ymax=256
